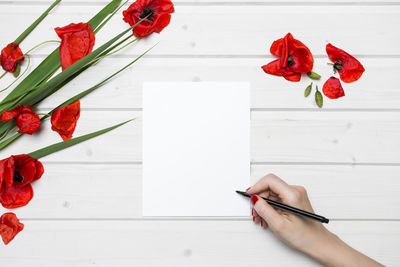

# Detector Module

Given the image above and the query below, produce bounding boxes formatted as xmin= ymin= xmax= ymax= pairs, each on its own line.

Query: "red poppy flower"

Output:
xmin=0 ymin=105 xmax=40 ymax=135
xmin=326 ymin=43 xmax=365 ymax=83
xmin=51 ymin=101 xmax=80 ymax=141
xmin=322 ymin=77 xmax=345 ymax=99
xmin=55 ymin=23 xmax=95 ymax=70
xmin=0 ymin=154 xmax=44 ymax=209
xmin=0 ymin=213 xmax=24 ymax=245
xmin=123 ymin=0 xmax=174 ymax=37
xmin=0 ymin=43 xmax=24 ymax=73
xmin=262 ymin=33 xmax=314 ymax=82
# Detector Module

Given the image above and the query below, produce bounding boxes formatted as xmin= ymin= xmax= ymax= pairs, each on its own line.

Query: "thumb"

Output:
xmin=251 ymin=195 xmax=283 ymax=228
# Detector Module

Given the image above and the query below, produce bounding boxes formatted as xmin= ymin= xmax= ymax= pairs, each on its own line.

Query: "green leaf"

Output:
xmin=315 ymin=86 xmax=323 ymax=108
xmin=12 ymin=64 xmax=21 ymax=78
xmin=14 ymin=0 xmax=61 ymax=44
xmin=0 ymin=0 xmax=122 ymax=107
xmin=0 ymin=0 xmax=123 ymax=136
xmin=307 ymin=71 xmax=321 ymax=80
xmin=28 ymin=119 xmax=134 ymax=159
xmin=304 ymin=83 xmax=312 ymax=97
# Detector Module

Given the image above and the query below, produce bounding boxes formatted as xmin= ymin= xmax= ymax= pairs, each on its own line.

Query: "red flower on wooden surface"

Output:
xmin=0 ymin=43 xmax=24 ymax=73
xmin=322 ymin=76 xmax=345 ymax=99
xmin=123 ymin=0 xmax=175 ymax=37
xmin=0 ymin=105 xmax=40 ymax=135
xmin=55 ymin=23 xmax=95 ymax=70
xmin=0 ymin=154 xmax=44 ymax=209
xmin=0 ymin=213 xmax=24 ymax=245
xmin=326 ymin=43 xmax=365 ymax=83
xmin=51 ymin=100 xmax=80 ymax=141
xmin=262 ymin=33 xmax=314 ymax=82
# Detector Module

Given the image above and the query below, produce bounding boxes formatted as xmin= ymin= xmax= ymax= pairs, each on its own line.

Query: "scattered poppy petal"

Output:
xmin=51 ymin=101 xmax=80 ymax=141
xmin=123 ymin=0 xmax=175 ymax=37
xmin=262 ymin=33 xmax=314 ymax=82
xmin=0 ymin=184 xmax=34 ymax=209
xmin=326 ymin=43 xmax=365 ymax=83
xmin=55 ymin=23 xmax=95 ymax=70
xmin=0 ymin=43 xmax=24 ymax=73
xmin=0 ymin=157 xmax=14 ymax=190
xmin=322 ymin=77 xmax=345 ymax=99
xmin=0 ymin=105 xmax=40 ymax=135
xmin=0 ymin=213 xmax=24 ymax=245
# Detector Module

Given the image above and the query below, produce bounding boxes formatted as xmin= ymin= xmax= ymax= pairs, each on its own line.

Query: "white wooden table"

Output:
xmin=1 ymin=0 xmax=400 ymax=266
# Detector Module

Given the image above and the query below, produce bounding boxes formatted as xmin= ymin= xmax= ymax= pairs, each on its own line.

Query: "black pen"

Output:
xmin=236 ymin=190 xmax=329 ymax=224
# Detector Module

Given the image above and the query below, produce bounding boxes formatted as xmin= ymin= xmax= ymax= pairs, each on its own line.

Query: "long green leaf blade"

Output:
xmin=14 ymin=0 xmax=61 ymax=44
xmin=28 ymin=119 xmax=134 ymax=159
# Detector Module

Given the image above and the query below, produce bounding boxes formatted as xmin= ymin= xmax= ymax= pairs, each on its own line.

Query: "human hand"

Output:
xmin=247 ymin=174 xmax=383 ymax=267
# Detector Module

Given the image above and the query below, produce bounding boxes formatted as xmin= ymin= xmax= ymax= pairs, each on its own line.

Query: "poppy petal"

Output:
xmin=0 ymin=184 xmax=34 ymax=209
xmin=15 ymin=112 xmax=41 ymax=135
xmin=51 ymin=101 xmax=80 ymax=141
xmin=326 ymin=43 xmax=365 ymax=83
xmin=0 ymin=157 xmax=15 ymax=190
xmin=0 ymin=43 xmax=24 ymax=73
xmin=0 ymin=213 xmax=24 ymax=245
xmin=322 ymin=77 xmax=345 ymax=99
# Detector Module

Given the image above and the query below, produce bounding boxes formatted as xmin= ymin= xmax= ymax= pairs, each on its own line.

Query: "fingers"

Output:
xmin=247 ymin=174 xmax=298 ymax=204
xmin=251 ymin=195 xmax=284 ymax=230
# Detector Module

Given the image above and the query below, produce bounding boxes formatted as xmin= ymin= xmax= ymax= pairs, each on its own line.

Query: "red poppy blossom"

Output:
xmin=322 ymin=77 xmax=345 ymax=99
xmin=0 ymin=43 xmax=24 ymax=73
xmin=123 ymin=0 xmax=175 ymax=37
xmin=326 ymin=43 xmax=365 ymax=83
xmin=0 ymin=154 xmax=44 ymax=209
xmin=0 ymin=105 xmax=40 ymax=135
xmin=51 ymin=101 xmax=80 ymax=141
xmin=0 ymin=213 xmax=24 ymax=245
xmin=55 ymin=23 xmax=95 ymax=70
xmin=262 ymin=33 xmax=314 ymax=82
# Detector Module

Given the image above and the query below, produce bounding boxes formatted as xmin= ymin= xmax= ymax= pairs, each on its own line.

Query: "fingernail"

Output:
xmin=251 ymin=209 xmax=253 ymax=216
xmin=252 ymin=216 xmax=255 ymax=222
xmin=260 ymin=220 xmax=264 ymax=227
xmin=246 ymin=187 xmax=251 ymax=192
xmin=250 ymin=195 xmax=259 ymax=205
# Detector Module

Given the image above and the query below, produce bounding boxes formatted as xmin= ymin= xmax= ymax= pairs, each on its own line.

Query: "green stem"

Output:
xmin=0 ymin=71 xmax=7 ymax=80
xmin=0 ymin=55 xmax=31 ymax=93
xmin=24 ymin=40 xmax=60 ymax=55
xmin=14 ymin=0 xmax=61 ymax=44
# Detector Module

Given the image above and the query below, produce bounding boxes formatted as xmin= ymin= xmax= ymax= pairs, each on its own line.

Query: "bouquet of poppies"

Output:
xmin=0 ymin=0 xmax=174 ymax=245
xmin=262 ymin=33 xmax=365 ymax=107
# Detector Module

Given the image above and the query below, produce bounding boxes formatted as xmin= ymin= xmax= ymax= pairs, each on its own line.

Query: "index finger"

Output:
xmin=247 ymin=173 xmax=295 ymax=201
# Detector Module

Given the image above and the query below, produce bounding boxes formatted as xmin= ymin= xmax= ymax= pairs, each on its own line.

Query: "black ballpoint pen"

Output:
xmin=236 ymin=190 xmax=329 ymax=224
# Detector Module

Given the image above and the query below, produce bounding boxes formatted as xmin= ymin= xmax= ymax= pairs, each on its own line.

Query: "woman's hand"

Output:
xmin=248 ymin=173 xmax=383 ymax=267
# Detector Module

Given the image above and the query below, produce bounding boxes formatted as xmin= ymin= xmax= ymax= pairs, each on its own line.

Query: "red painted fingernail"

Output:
xmin=250 ymin=195 xmax=258 ymax=205
xmin=251 ymin=209 xmax=253 ymax=216
xmin=261 ymin=220 xmax=264 ymax=227
xmin=246 ymin=187 xmax=251 ymax=192
xmin=252 ymin=216 xmax=255 ymax=222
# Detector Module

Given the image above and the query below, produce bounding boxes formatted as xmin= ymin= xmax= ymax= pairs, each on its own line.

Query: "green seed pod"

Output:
xmin=307 ymin=72 xmax=321 ymax=80
xmin=315 ymin=87 xmax=323 ymax=108
xmin=304 ymin=83 xmax=312 ymax=97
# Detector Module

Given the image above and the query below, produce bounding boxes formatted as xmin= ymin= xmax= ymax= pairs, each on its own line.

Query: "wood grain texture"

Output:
xmin=1 ymin=111 xmax=398 ymax=164
xmin=0 ymin=5 xmax=399 ymax=56
xmin=0 ymin=220 xmax=398 ymax=266
xmin=2 ymin=57 xmax=398 ymax=110
xmin=3 ymin=164 xmax=399 ymax=220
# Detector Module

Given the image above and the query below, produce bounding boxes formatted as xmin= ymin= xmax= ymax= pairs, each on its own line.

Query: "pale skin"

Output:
xmin=248 ymin=174 xmax=384 ymax=267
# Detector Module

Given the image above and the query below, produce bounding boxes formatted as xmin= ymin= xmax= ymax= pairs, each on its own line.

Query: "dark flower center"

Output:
xmin=13 ymin=170 xmax=24 ymax=183
xmin=140 ymin=7 xmax=155 ymax=21
xmin=287 ymin=55 xmax=294 ymax=67
xmin=334 ymin=61 xmax=343 ymax=71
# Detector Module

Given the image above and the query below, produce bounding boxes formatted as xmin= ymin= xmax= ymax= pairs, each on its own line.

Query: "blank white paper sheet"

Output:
xmin=143 ymin=82 xmax=250 ymax=216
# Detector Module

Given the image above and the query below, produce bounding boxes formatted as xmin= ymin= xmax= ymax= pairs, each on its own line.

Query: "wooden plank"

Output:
xmin=1 ymin=110 xmax=399 ymax=163
xmin=0 ymin=5 xmax=399 ymax=56
xmin=4 ymin=164 xmax=400 ymax=219
xmin=0 ymin=220 xmax=397 ymax=266
xmin=7 ymin=0 xmax=400 ymax=4
xmin=1 ymin=57 xmax=396 ymax=110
